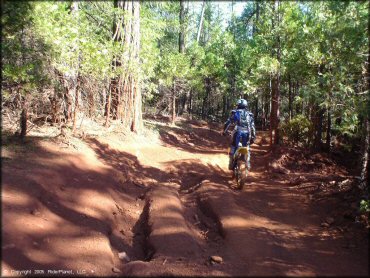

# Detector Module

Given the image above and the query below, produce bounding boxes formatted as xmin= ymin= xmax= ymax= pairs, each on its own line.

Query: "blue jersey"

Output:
xmin=224 ymin=109 xmax=255 ymax=135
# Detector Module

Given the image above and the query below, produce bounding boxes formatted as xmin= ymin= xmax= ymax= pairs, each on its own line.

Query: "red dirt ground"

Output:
xmin=1 ymin=117 xmax=369 ymax=276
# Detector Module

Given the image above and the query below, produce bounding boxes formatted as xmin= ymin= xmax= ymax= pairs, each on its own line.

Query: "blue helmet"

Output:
xmin=237 ymin=99 xmax=248 ymax=109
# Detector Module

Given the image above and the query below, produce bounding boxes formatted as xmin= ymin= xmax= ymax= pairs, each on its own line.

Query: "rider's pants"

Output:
xmin=229 ymin=130 xmax=251 ymax=168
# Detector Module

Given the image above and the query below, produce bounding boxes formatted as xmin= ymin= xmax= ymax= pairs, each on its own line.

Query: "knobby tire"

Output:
xmin=235 ymin=157 xmax=247 ymax=190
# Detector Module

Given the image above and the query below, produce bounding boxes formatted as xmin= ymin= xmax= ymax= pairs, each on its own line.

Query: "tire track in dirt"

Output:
xmin=193 ymin=145 xmax=369 ymax=276
xmin=197 ymin=180 xmax=310 ymax=276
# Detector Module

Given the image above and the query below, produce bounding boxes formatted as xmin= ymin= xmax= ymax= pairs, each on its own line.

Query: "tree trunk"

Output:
xmin=131 ymin=1 xmax=142 ymax=132
xmin=54 ymin=69 xmax=71 ymax=123
xmin=325 ymin=91 xmax=332 ymax=152
xmin=254 ymin=94 xmax=258 ymax=120
xmin=20 ymin=99 xmax=28 ymax=141
xmin=253 ymin=1 xmax=260 ymax=35
xmin=270 ymin=75 xmax=280 ymax=145
xmin=72 ymin=76 xmax=80 ymax=135
xmin=64 ymin=85 xmax=73 ymax=123
xmin=179 ymin=0 xmax=185 ymax=53
xmin=261 ymin=93 xmax=265 ymax=130
xmin=270 ymin=0 xmax=281 ymax=145
xmin=314 ymin=64 xmax=325 ymax=150
xmin=88 ymin=88 xmax=95 ymax=118
xmin=313 ymin=105 xmax=324 ymax=150
xmin=171 ymin=81 xmax=176 ymax=125
xmin=202 ymin=77 xmax=210 ymax=119
xmin=183 ymin=90 xmax=190 ymax=115
xmin=361 ymin=117 xmax=369 ymax=190
xmin=105 ymin=84 xmax=112 ymax=127
xmin=110 ymin=0 xmax=142 ymax=132
xmin=71 ymin=1 xmax=80 ymax=135
xmin=196 ymin=1 xmax=206 ymax=44
xmin=50 ymin=90 xmax=58 ymax=125
xmin=189 ymin=88 xmax=193 ymax=119
xmin=288 ymin=75 xmax=293 ymax=121
xmin=360 ymin=9 xmax=370 ymax=189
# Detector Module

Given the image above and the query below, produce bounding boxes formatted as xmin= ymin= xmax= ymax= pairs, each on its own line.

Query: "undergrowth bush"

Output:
xmin=360 ymin=199 xmax=370 ymax=213
xmin=281 ymin=115 xmax=313 ymax=147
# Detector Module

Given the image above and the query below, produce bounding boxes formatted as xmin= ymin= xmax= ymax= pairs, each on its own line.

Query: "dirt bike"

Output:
xmin=231 ymin=142 xmax=249 ymax=190
xmin=224 ymin=131 xmax=250 ymax=190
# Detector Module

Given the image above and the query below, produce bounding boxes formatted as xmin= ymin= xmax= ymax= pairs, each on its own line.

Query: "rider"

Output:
xmin=222 ymin=98 xmax=256 ymax=170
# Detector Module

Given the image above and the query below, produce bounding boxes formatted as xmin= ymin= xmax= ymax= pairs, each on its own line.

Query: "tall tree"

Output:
xmin=270 ymin=0 xmax=281 ymax=145
xmin=197 ymin=1 xmax=206 ymax=44
xmin=71 ymin=1 xmax=81 ymax=135
xmin=109 ymin=0 xmax=142 ymax=131
xmin=360 ymin=0 xmax=370 ymax=189
xmin=179 ymin=0 xmax=185 ymax=54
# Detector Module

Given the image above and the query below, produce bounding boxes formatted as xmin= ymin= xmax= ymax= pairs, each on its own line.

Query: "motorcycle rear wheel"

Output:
xmin=235 ymin=159 xmax=247 ymax=190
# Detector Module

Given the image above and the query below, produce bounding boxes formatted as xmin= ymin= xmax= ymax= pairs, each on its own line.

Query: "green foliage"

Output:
xmin=33 ymin=2 xmax=115 ymax=80
xmin=1 ymin=1 xmax=48 ymax=95
xmin=281 ymin=115 xmax=313 ymax=146
xmin=140 ymin=4 xmax=165 ymax=98
xmin=158 ymin=52 xmax=191 ymax=86
xmin=360 ymin=200 xmax=370 ymax=213
xmin=2 ymin=0 xmax=368 ymax=150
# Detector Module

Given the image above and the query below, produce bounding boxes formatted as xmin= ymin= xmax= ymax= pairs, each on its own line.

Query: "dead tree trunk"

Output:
xmin=196 ymin=1 xmax=206 ymax=44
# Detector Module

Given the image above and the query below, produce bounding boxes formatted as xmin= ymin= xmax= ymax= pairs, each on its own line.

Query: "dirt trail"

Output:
xmin=1 ymin=118 xmax=368 ymax=276
xmin=198 ymin=146 xmax=368 ymax=276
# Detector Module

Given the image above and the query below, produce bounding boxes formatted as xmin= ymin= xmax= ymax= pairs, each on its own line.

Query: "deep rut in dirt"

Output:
xmin=196 ymin=192 xmax=225 ymax=240
xmin=132 ymin=198 xmax=154 ymax=262
xmin=113 ymin=176 xmax=227 ymax=268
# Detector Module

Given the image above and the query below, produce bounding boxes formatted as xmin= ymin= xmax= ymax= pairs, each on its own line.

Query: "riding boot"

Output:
xmin=228 ymin=155 xmax=234 ymax=170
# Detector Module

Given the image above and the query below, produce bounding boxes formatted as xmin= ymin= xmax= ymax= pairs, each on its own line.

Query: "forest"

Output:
xmin=1 ymin=1 xmax=369 ymax=276
xmin=3 ymin=0 xmax=369 ymax=185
